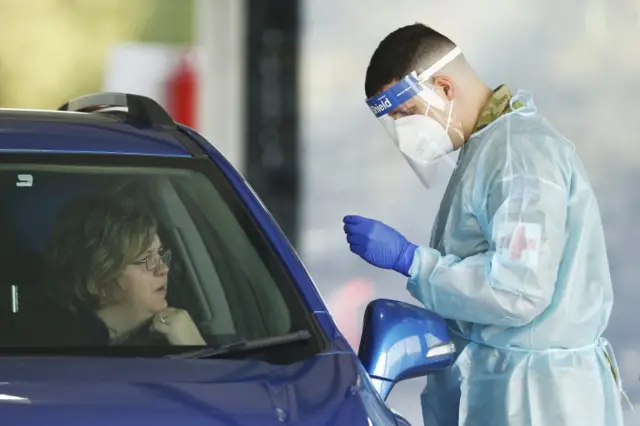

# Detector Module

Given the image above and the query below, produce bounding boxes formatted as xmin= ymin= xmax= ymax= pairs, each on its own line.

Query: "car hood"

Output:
xmin=0 ymin=352 xmax=395 ymax=426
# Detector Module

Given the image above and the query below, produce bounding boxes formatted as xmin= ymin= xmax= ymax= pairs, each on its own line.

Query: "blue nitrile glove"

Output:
xmin=343 ymin=215 xmax=418 ymax=277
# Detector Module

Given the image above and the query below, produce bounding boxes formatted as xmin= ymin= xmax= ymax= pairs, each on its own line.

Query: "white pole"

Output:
xmin=194 ymin=0 xmax=246 ymax=173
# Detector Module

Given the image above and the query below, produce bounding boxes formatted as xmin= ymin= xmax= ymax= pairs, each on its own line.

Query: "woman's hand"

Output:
xmin=151 ymin=308 xmax=206 ymax=346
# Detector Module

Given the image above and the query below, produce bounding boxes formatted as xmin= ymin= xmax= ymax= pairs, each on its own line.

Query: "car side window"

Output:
xmin=167 ymin=173 xmax=293 ymax=340
xmin=0 ymin=157 xmax=316 ymax=359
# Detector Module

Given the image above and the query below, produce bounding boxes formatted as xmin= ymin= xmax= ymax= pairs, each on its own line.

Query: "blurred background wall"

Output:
xmin=0 ymin=1 xmax=638 ymax=424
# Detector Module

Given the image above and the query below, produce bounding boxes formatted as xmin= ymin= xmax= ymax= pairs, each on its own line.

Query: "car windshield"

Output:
xmin=0 ymin=154 xmax=324 ymax=363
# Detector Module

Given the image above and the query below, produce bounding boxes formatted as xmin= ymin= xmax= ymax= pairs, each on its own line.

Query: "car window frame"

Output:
xmin=0 ymin=153 xmax=328 ymax=360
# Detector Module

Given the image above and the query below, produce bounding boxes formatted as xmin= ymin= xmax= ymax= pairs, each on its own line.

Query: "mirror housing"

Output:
xmin=358 ymin=299 xmax=455 ymax=400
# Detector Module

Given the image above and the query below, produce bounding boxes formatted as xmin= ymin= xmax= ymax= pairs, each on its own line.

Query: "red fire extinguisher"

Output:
xmin=166 ymin=50 xmax=197 ymax=129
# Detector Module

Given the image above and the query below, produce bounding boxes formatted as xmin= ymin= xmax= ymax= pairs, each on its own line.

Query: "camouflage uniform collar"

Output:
xmin=472 ymin=84 xmax=523 ymax=133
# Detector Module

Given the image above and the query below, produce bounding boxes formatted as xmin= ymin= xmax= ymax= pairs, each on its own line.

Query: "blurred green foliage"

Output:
xmin=140 ymin=0 xmax=195 ymax=44
xmin=0 ymin=0 xmax=194 ymax=109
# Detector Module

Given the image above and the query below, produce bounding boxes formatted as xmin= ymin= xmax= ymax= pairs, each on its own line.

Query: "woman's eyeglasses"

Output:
xmin=133 ymin=249 xmax=172 ymax=271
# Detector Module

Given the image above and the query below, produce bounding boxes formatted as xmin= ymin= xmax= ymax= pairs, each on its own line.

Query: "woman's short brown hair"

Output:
xmin=44 ymin=194 xmax=157 ymax=310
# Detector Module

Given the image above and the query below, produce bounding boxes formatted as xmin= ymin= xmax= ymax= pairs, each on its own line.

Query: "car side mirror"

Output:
xmin=358 ymin=298 xmax=455 ymax=401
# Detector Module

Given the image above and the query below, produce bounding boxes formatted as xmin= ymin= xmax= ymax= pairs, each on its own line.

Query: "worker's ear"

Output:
xmin=432 ymin=75 xmax=455 ymax=101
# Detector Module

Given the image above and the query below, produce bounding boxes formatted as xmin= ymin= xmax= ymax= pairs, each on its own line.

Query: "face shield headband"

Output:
xmin=365 ymin=47 xmax=462 ymax=119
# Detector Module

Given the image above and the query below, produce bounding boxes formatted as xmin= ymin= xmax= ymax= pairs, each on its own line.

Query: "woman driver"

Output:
xmin=44 ymin=193 xmax=205 ymax=346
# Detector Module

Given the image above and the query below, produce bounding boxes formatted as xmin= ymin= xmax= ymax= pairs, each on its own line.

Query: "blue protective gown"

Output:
xmin=407 ymin=91 xmax=624 ymax=426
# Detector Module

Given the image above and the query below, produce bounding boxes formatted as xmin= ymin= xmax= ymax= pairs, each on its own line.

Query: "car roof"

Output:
xmin=0 ymin=108 xmax=195 ymax=157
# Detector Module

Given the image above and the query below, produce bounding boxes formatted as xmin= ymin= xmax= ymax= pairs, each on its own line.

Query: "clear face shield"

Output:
xmin=366 ymin=47 xmax=464 ymax=189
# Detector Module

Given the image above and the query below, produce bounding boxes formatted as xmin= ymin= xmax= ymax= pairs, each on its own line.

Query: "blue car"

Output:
xmin=0 ymin=93 xmax=456 ymax=425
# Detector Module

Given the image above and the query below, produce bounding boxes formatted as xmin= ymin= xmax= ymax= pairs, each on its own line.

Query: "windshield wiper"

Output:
xmin=165 ymin=330 xmax=312 ymax=359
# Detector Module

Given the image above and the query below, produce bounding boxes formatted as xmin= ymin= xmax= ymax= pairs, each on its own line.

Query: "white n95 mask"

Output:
xmin=394 ymin=114 xmax=454 ymax=164
xmin=393 ymin=113 xmax=456 ymax=188
xmin=365 ymin=46 xmax=463 ymax=189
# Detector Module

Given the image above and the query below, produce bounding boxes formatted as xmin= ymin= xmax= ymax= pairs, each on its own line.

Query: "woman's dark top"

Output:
xmin=1 ymin=294 xmax=167 ymax=347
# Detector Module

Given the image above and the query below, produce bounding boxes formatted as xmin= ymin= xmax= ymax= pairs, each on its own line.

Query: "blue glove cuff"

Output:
xmin=394 ymin=243 xmax=418 ymax=277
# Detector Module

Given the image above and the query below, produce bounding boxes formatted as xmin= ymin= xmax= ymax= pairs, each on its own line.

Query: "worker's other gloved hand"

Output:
xmin=343 ymin=215 xmax=417 ymax=277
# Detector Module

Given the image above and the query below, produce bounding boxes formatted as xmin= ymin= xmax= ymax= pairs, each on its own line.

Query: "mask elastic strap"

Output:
xmin=417 ymin=47 xmax=461 ymax=134
xmin=417 ymin=47 xmax=462 ymax=81
xmin=445 ymin=99 xmax=454 ymax=132
xmin=424 ymin=101 xmax=431 ymax=118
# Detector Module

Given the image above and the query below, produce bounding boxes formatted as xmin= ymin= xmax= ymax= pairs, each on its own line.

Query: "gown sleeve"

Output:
xmin=406 ymin=132 xmax=569 ymax=327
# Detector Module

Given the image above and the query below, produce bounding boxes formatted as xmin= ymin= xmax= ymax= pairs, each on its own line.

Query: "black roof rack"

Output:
xmin=58 ymin=92 xmax=176 ymax=129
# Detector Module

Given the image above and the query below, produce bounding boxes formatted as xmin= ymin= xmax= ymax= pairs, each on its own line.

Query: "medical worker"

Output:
xmin=343 ymin=23 xmax=627 ymax=426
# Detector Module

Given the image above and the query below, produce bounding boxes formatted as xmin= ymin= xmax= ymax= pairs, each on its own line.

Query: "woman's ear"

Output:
xmin=99 ymin=289 xmax=108 ymax=305
xmin=98 ymin=279 xmax=123 ymax=306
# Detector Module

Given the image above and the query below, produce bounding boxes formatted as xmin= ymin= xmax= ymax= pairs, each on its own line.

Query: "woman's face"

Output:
xmin=111 ymin=234 xmax=169 ymax=318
